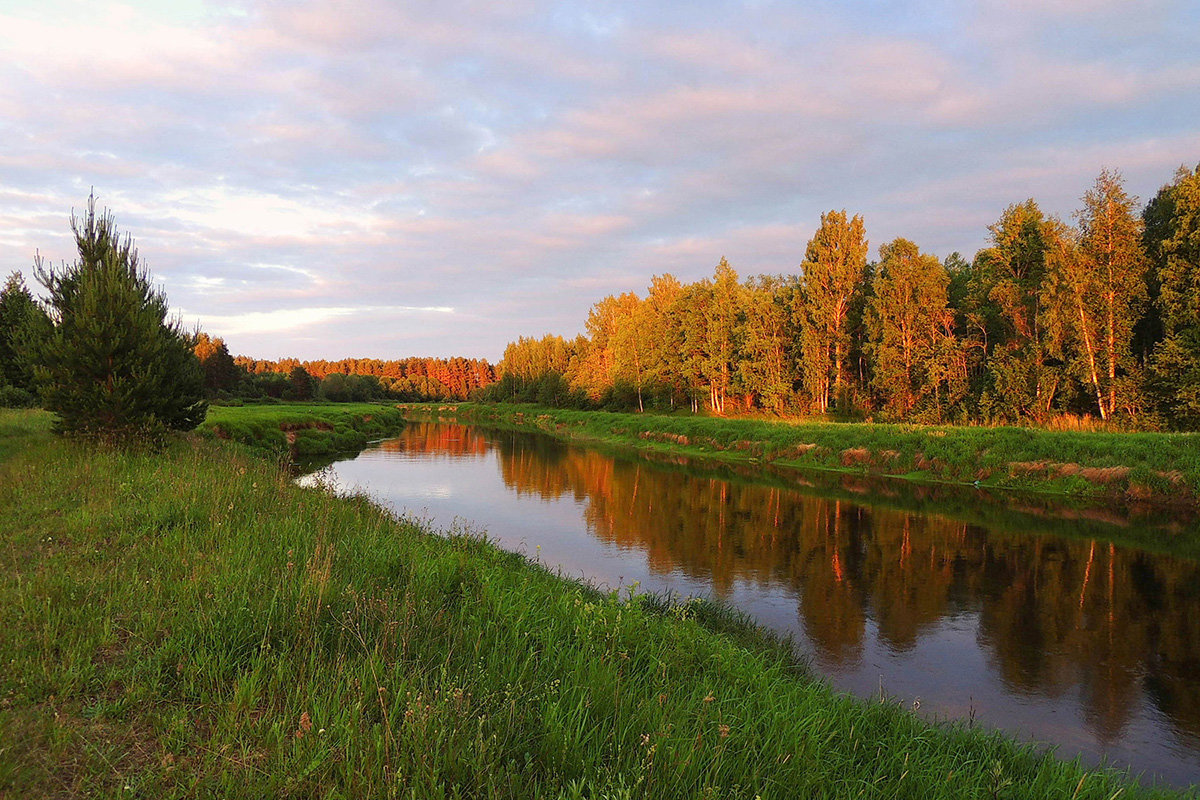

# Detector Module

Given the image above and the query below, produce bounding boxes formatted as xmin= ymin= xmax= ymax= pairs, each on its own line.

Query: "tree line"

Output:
xmin=190 ymin=347 xmax=496 ymax=403
xmin=483 ymin=165 xmax=1200 ymax=429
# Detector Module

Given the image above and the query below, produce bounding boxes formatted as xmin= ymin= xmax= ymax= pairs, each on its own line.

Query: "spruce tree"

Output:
xmin=30 ymin=194 xmax=206 ymax=438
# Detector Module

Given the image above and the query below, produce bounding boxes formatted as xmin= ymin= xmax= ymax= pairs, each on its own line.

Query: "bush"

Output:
xmin=0 ymin=384 xmax=36 ymax=408
xmin=28 ymin=195 xmax=206 ymax=438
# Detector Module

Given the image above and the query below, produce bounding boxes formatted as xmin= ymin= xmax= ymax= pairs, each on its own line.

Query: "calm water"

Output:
xmin=300 ymin=421 xmax=1200 ymax=789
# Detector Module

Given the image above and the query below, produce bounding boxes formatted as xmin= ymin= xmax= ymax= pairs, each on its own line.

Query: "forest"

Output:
xmin=191 ymin=336 xmax=495 ymax=403
xmin=484 ymin=166 xmax=1200 ymax=429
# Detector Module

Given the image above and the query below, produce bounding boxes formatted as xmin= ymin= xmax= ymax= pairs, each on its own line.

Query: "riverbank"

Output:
xmin=200 ymin=402 xmax=408 ymax=458
xmin=208 ymin=400 xmax=1200 ymax=559
xmin=0 ymin=408 xmax=1185 ymax=798
xmin=400 ymin=403 xmax=1200 ymax=509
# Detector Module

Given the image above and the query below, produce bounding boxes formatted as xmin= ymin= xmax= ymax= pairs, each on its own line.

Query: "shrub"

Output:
xmin=0 ymin=384 xmax=36 ymax=408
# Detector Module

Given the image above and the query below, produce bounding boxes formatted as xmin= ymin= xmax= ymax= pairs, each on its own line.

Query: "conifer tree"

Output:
xmin=0 ymin=271 xmax=46 ymax=392
xmin=29 ymin=195 xmax=205 ymax=438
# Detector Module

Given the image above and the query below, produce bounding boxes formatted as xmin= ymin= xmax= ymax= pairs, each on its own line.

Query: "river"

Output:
xmin=298 ymin=420 xmax=1200 ymax=789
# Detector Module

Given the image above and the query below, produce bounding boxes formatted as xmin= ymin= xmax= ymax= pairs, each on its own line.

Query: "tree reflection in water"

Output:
xmin=373 ymin=422 xmax=1200 ymax=772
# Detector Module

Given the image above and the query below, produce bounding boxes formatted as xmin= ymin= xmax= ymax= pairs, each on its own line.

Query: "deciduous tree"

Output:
xmin=864 ymin=239 xmax=957 ymax=418
xmin=1146 ymin=164 xmax=1200 ymax=426
xmin=796 ymin=210 xmax=869 ymax=413
xmin=974 ymin=201 xmax=1059 ymax=420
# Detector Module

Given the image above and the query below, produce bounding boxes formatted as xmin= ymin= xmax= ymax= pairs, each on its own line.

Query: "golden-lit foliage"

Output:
xmin=492 ymin=166 xmax=1200 ymax=428
xmin=235 ymin=355 xmax=496 ymax=401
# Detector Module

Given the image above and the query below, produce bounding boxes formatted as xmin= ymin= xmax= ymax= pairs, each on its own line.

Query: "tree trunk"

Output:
xmin=1076 ymin=295 xmax=1106 ymax=420
xmin=1106 ymin=290 xmax=1116 ymax=418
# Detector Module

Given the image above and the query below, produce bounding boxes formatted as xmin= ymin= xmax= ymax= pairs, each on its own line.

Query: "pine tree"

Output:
xmin=0 ymin=271 xmax=46 ymax=392
xmin=30 ymin=195 xmax=206 ymax=438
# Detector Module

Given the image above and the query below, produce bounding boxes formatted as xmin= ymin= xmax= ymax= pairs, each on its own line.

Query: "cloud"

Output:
xmin=180 ymin=304 xmax=455 ymax=337
xmin=0 ymin=0 xmax=1197 ymax=361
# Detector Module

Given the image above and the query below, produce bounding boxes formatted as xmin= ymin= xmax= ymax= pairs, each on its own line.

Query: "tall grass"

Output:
xmin=0 ymin=409 xmax=1189 ymax=798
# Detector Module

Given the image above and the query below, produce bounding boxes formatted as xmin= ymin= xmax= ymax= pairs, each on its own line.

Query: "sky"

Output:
xmin=1 ymin=0 xmax=1198 ymax=362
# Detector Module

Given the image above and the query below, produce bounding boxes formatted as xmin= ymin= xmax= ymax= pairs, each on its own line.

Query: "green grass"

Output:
xmin=404 ymin=403 xmax=1200 ymax=507
xmin=0 ymin=408 xmax=1192 ymax=798
xmin=200 ymin=402 xmax=409 ymax=458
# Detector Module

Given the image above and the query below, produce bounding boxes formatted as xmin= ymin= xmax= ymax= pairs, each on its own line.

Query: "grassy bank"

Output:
xmin=401 ymin=403 xmax=1200 ymax=508
xmin=1 ymin=408 xmax=1188 ymax=798
xmin=200 ymin=402 xmax=409 ymax=459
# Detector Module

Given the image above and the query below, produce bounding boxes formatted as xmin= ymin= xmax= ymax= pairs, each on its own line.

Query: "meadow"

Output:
xmin=1 ymin=407 xmax=1190 ymax=797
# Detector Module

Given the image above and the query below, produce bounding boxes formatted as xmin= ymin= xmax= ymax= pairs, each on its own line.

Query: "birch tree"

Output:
xmin=796 ymin=210 xmax=869 ymax=413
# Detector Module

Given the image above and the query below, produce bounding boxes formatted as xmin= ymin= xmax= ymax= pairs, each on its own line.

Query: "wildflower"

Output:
xmin=719 ymin=724 xmax=730 ymax=738
xmin=295 ymin=711 xmax=313 ymax=739
xmin=703 ymin=693 xmax=715 ymax=703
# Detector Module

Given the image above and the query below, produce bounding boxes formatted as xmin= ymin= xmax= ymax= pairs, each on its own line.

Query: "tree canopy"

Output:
xmin=489 ymin=165 xmax=1200 ymax=430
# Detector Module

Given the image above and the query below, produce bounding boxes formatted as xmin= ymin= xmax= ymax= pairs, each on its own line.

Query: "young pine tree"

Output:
xmin=30 ymin=195 xmax=206 ymax=438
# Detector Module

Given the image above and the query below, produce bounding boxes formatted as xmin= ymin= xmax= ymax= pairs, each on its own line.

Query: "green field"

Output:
xmin=0 ymin=407 xmax=1191 ymax=797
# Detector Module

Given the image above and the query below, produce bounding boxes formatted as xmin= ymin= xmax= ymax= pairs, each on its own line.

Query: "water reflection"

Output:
xmin=314 ymin=422 xmax=1200 ymax=787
